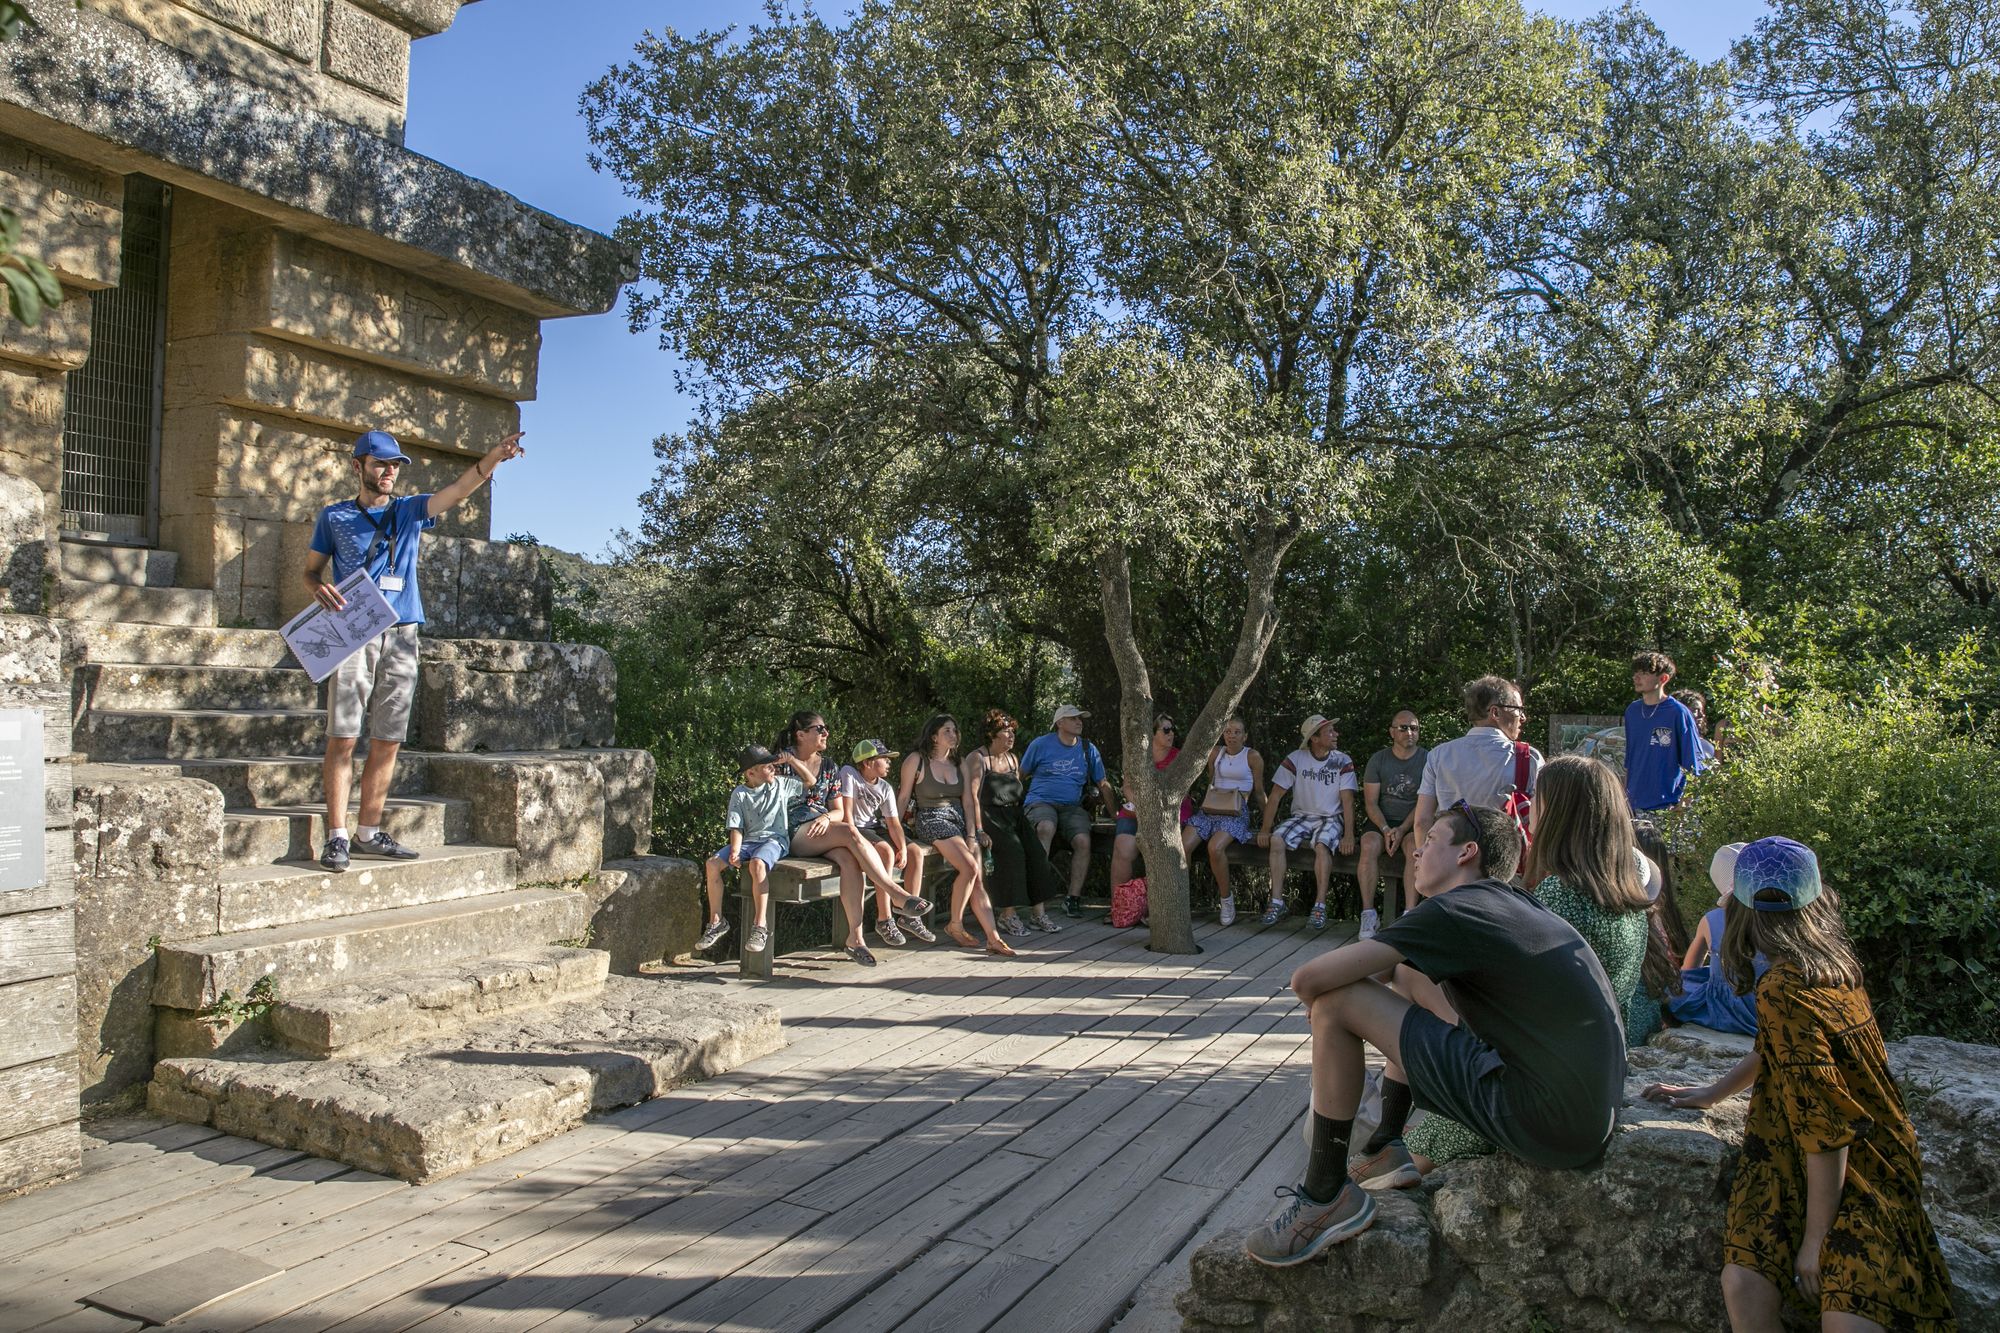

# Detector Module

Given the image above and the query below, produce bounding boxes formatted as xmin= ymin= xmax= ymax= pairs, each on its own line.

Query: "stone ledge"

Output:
xmin=1180 ymin=1027 xmax=1999 ymax=1332
xmin=149 ymin=975 xmax=783 ymax=1181
xmin=1 ymin=0 xmax=633 ymax=318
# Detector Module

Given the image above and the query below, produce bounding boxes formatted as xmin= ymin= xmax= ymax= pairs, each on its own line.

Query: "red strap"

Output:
xmin=1512 ymin=741 xmax=1532 ymax=794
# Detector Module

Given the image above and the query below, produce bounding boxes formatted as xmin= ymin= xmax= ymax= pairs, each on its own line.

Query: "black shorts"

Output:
xmin=1397 ymin=1006 xmax=1610 ymax=1169
xmin=859 ymin=825 xmax=891 ymax=844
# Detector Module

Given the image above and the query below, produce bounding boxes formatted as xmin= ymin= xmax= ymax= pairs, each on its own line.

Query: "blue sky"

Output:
xmin=406 ymin=0 xmax=1762 ymax=558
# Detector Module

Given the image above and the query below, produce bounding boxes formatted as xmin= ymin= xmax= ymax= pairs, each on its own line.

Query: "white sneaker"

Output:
xmin=1219 ymin=895 xmax=1237 ymax=926
xmin=1359 ymin=909 xmax=1380 ymax=940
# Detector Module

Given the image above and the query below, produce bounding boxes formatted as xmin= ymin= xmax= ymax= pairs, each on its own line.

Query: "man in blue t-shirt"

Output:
xmin=302 ymin=427 xmax=525 ymax=871
xmin=1623 ymin=650 xmax=1704 ymax=812
xmin=1019 ymin=704 xmax=1117 ymax=917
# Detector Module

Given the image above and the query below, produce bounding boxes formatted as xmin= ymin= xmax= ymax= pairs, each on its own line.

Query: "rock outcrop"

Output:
xmin=1180 ymin=1027 xmax=1998 ymax=1332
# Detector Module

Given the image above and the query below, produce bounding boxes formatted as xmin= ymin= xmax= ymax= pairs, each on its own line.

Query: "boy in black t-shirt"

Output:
xmin=1244 ymin=804 xmax=1626 ymax=1268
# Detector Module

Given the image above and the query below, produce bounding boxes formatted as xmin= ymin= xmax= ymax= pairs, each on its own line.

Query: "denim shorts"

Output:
xmin=710 ymin=837 xmax=785 ymax=871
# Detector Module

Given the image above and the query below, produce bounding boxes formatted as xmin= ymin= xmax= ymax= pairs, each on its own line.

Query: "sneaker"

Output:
xmin=897 ymin=913 xmax=937 ymax=944
xmin=846 ymin=944 xmax=877 ymax=967
xmin=353 ymin=831 xmax=418 ymax=860
xmin=875 ymin=918 xmax=907 ymax=947
xmin=1359 ymin=908 xmax=1380 ymax=940
xmin=696 ymin=919 xmax=729 ymax=951
xmin=1309 ymin=902 xmax=1329 ymax=931
xmin=1261 ymin=900 xmax=1288 ymax=926
xmin=1218 ymin=894 xmax=1236 ymax=926
xmin=1029 ymin=911 xmax=1062 ymax=933
xmin=1347 ymin=1140 xmax=1422 ymax=1191
xmin=319 ymin=834 xmax=350 ymax=873
xmin=999 ymin=914 xmax=1029 ymax=937
xmin=746 ymin=925 xmax=771 ymax=953
xmin=1243 ymin=1182 xmax=1376 ymax=1267
xmin=1063 ymin=895 xmax=1082 ymax=919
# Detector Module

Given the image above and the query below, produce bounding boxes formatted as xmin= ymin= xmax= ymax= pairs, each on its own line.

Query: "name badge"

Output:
xmin=377 ymin=575 xmax=406 ymax=593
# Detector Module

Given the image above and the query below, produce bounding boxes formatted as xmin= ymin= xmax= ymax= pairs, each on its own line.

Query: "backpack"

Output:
xmin=1502 ymin=742 xmax=1534 ymax=849
xmin=1110 ymin=876 xmax=1148 ymax=928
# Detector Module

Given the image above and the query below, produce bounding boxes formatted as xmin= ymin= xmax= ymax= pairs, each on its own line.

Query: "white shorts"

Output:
xmin=327 ymin=623 xmax=420 ymax=742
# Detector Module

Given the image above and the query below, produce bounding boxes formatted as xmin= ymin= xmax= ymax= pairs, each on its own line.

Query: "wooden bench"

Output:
xmin=1218 ymin=840 xmax=1404 ymax=918
xmin=735 ymin=854 xmax=947 ymax=979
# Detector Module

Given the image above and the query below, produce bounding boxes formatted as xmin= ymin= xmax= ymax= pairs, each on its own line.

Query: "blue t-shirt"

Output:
xmin=309 ymin=494 xmax=438 ymax=625
xmin=1019 ymin=732 xmax=1105 ymax=807
xmin=1623 ymin=696 xmax=1703 ymax=811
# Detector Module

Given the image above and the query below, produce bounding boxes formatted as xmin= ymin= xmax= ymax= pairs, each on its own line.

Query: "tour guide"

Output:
xmin=302 ymin=428 xmax=526 ymax=871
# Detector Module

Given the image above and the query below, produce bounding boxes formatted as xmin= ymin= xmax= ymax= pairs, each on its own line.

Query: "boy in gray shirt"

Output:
xmin=698 ymin=744 xmax=802 ymax=958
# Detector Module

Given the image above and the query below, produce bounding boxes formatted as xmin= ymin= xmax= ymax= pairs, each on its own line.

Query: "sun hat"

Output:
xmin=1053 ymin=705 xmax=1088 ymax=724
xmin=1299 ymin=714 xmax=1335 ymax=744
xmin=352 ymin=430 xmax=411 ymax=463
xmin=851 ymin=738 xmax=899 ymax=763
xmin=1732 ymin=836 xmax=1823 ymax=912
xmin=1708 ymin=842 xmax=1747 ymax=904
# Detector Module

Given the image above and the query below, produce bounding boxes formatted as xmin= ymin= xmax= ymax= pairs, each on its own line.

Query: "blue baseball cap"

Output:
xmin=1732 ymin=836 xmax=1823 ymax=912
xmin=353 ymin=430 xmax=410 ymax=463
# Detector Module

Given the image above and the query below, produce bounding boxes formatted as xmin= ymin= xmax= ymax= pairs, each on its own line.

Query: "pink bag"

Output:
xmin=1110 ymin=876 xmax=1148 ymax=928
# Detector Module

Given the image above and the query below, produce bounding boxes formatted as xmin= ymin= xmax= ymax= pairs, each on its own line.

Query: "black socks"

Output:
xmin=1303 ymin=1110 xmax=1354 ymax=1202
xmin=1365 ymin=1077 xmax=1415 ymax=1153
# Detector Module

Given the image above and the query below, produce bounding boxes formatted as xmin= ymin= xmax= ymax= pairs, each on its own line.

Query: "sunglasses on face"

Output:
xmin=1393 ymin=724 xmax=1420 ymax=732
xmin=806 ymin=723 xmax=829 ymax=734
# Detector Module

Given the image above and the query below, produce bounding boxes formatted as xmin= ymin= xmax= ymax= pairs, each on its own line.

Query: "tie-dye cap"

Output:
xmin=1732 ymin=836 xmax=1822 ymax=912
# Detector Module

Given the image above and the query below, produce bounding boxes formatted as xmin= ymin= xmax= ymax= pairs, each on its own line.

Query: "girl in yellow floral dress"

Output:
xmin=1643 ymin=837 xmax=1957 ymax=1332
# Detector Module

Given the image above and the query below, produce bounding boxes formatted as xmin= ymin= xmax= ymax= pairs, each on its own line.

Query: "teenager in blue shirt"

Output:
xmin=1623 ymin=651 xmax=1705 ymax=813
xmin=302 ymin=428 xmax=524 ymax=871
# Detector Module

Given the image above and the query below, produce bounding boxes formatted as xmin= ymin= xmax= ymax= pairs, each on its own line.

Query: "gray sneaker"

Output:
xmin=1348 ymin=1140 xmax=1422 ymax=1191
xmin=846 ymin=944 xmax=877 ymax=967
xmin=999 ymin=913 xmax=1030 ymax=937
xmin=696 ymin=919 xmax=729 ymax=951
xmin=1029 ymin=911 xmax=1062 ymax=933
xmin=875 ymin=918 xmax=907 ymax=946
xmin=897 ymin=913 xmax=937 ymax=943
xmin=319 ymin=834 xmax=350 ymax=873
xmin=353 ymin=831 xmax=418 ymax=860
xmin=1243 ymin=1182 xmax=1376 ymax=1267
xmin=746 ymin=925 xmax=771 ymax=953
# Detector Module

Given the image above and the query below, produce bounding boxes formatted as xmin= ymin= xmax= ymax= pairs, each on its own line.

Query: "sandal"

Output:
xmin=986 ymin=936 xmax=1019 ymax=957
xmin=944 ymin=922 xmax=980 ymax=949
xmin=899 ymin=896 xmax=933 ymax=915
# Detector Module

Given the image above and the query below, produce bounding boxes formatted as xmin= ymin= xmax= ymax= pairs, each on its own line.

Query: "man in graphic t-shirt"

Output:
xmin=302 ymin=428 xmax=525 ymax=872
xmin=1623 ymin=650 xmax=1704 ymax=813
xmin=1256 ymin=714 xmax=1359 ymax=931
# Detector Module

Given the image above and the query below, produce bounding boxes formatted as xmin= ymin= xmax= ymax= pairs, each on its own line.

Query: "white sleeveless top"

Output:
xmin=1212 ymin=745 xmax=1255 ymax=793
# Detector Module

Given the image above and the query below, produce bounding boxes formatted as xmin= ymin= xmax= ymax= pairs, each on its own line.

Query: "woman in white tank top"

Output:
xmin=1182 ymin=717 xmax=1265 ymax=926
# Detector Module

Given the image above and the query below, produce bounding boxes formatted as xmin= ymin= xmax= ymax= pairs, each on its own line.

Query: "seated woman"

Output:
xmin=1625 ymin=821 xmax=1691 ymax=1046
xmin=1387 ymin=755 xmax=1672 ymax=1178
xmin=899 ymin=714 xmax=1015 ymax=956
xmin=1664 ymin=841 xmax=1765 ymax=1035
xmin=772 ymin=709 xmax=907 ymax=967
xmin=965 ymin=709 xmax=1064 ymax=937
xmin=1181 ymin=716 xmax=1263 ymax=926
xmin=1108 ymin=714 xmax=1192 ymax=892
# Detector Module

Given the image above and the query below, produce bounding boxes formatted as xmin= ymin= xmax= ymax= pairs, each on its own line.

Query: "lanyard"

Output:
xmin=358 ymin=501 xmax=398 ymax=576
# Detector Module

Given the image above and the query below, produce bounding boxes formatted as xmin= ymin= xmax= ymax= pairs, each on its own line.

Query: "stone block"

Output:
xmin=0 ymin=290 xmax=92 ymax=373
xmin=0 ymin=478 xmax=49 ymax=614
xmin=424 ymin=753 xmax=604 ymax=883
xmin=587 ymin=856 xmax=697 ymax=974
xmin=0 ymin=365 xmax=66 ymax=519
xmin=448 ymin=536 xmax=548 ymax=638
xmin=324 ymin=1 xmax=410 ymax=103
xmin=71 ymin=772 xmax=224 ymax=1105
xmin=0 ymin=613 xmax=67 ymax=759
xmin=415 ymin=640 xmax=612 ymax=753
xmin=175 ymin=0 xmax=322 ymax=61
xmin=580 ymin=748 xmax=653 ymax=859
xmin=0 ymin=135 xmax=122 ymax=291
xmin=350 ymin=0 xmax=462 ymax=36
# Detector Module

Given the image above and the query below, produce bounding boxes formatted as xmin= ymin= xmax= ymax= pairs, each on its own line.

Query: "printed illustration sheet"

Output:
xmin=280 ymin=570 xmax=397 ymax=682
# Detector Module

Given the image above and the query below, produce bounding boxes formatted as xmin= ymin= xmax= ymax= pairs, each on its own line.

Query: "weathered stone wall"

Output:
xmin=78 ymin=0 xmax=474 ymax=141
xmin=1180 ymin=1027 xmax=1999 ymax=1333
xmin=0 ymin=480 xmax=82 ymax=1195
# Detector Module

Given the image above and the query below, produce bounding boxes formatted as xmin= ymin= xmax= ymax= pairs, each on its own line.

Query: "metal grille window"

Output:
xmin=61 ymin=175 xmax=170 ymax=543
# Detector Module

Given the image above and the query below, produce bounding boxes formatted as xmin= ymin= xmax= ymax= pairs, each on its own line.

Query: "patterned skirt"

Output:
xmin=1188 ymin=808 xmax=1255 ymax=844
xmin=907 ymin=802 xmax=969 ymax=848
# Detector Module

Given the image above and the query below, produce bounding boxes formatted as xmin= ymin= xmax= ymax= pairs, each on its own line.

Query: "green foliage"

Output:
xmin=0 ymin=5 xmax=58 ymax=328
xmin=201 ymin=976 xmax=280 ymax=1026
xmin=1674 ymin=648 xmax=2000 ymax=1042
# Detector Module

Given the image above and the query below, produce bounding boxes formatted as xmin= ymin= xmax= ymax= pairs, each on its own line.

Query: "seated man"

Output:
xmin=1244 ymin=804 xmax=1626 ymax=1267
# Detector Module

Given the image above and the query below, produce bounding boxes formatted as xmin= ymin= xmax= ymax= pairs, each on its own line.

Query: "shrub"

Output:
xmin=1672 ymin=664 xmax=2000 ymax=1042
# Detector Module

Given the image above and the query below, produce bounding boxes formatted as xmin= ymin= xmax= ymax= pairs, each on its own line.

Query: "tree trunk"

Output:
xmin=1097 ymin=524 xmax=1298 ymax=954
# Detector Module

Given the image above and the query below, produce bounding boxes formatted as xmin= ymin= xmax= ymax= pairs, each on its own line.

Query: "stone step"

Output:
xmin=175 ymin=754 xmax=435 ymax=808
xmin=57 ymin=577 xmax=215 ymax=627
xmin=80 ymin=662 xmax=319 ymax=713
xmin=149 ymin=977 xmax=783 ymax=1182
xmin=82 ymin=707 xmax=325 ymax=761
xmin=66 ymin=622 xmax=296 ymax=669
xmin=59 ymin=540 xmax=178 ymax=587
xmin=222 ymin=796 xmax=472 ymax=868
xmin=214 ymin=842 xmax=518 ymax=933
xmin=268 ymin=946 xmax=611 ymax=1059
xmin=151 ymin=884 xmax=584 ymax=1011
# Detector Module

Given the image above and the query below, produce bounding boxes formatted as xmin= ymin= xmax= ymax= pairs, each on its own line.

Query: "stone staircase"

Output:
xmin=63 ymin=609 xmax=779 ymax=1183
xmin=57 ymin=539 xmax=217 ymax=628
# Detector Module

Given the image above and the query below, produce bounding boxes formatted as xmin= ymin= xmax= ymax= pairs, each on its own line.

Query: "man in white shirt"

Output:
xmin=1256 ymin=714 xmax=1358 ymax=931
xmin=1411 ymin=676 xmax=1543 ymax=846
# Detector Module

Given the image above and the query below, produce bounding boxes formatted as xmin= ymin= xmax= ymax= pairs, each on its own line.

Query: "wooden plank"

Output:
xmin=894 ymin=1246 xmax=1057 ymax=1333
xmin=250 ymin=1241 xmax=489 ymax=1333
xmin=0 ymin=1058 xmax=78 ymax=1142
xmin=0 ymin=975 xmax=79 ymax=1069
xmin=0 ymin=1124 xmax=231 ymax=1243
xmin=813 ymin=1239 xmax=989 ymax=1333
xmin=77 ymin=1115 xmax=169 ymax=1147
xmin=0 ymin=1131 xmax=285 ymax=1257
xmin=0 ymin=910 xmax=75 ymax=986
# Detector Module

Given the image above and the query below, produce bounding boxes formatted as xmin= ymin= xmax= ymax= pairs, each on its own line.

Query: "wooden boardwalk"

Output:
xmin=0 ymin=914 xmax=1338 ymax=1333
